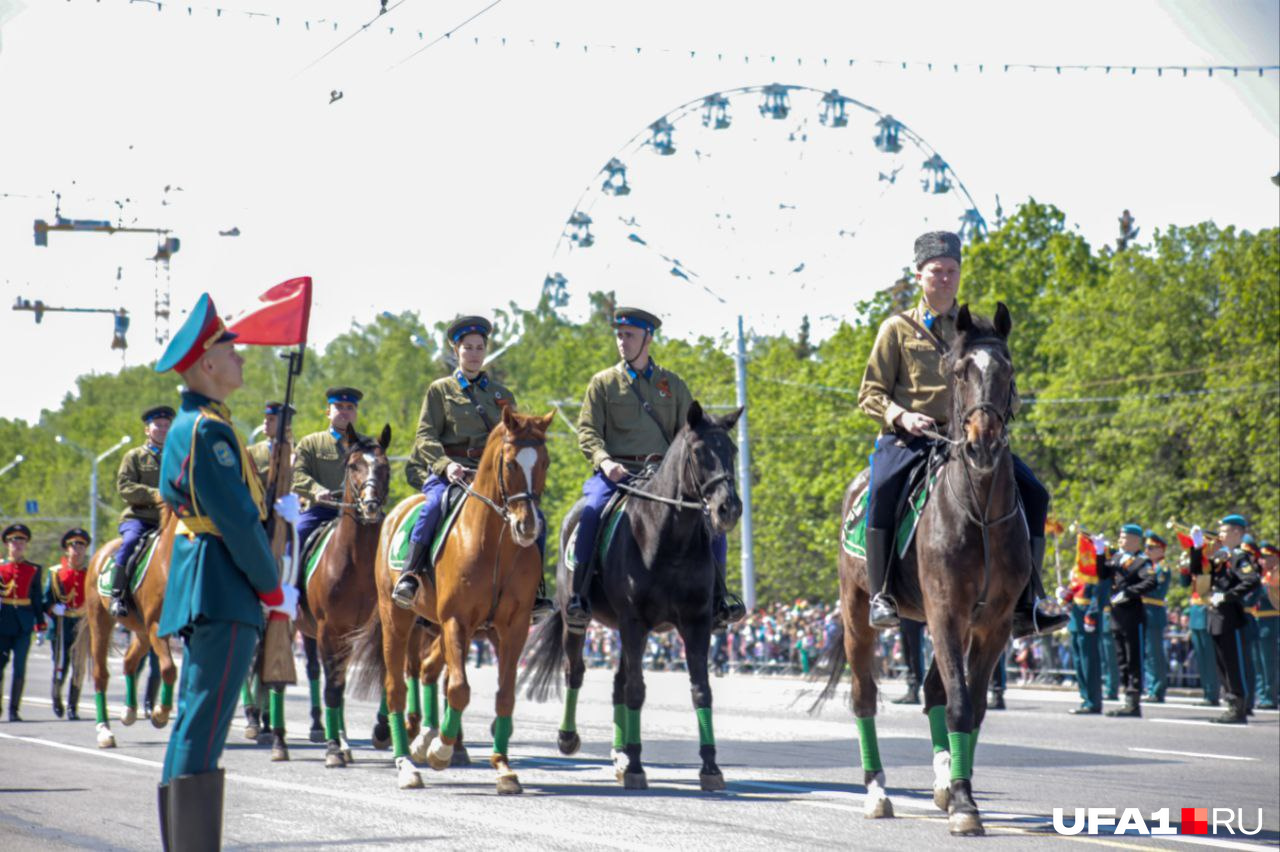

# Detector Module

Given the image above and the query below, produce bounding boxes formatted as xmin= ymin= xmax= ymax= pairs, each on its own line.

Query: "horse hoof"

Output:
xmin=622 ymin=771 xmax=648 ymax=790
xmin=150 ymin=709 xmax=170 ymax=729
xmin=426 ymin=738 xmax=454 ymax=771
xmin=372 ymin=723 xmax=392 ymax=751
xmin=611 ymin=749 xmax=627 ymax=782
xmin=864 ymin=793 xmax=895 ymax=819
xmin=343 ymin=748 xmax=354 ymax=764
xmin=244 ymin=723 xmax=261 ymax=741
xmin=409 ymin=730 xmax=432 ymax=764
xmin=272 ymin=744 xmax=290 ymax=762
xmin=309 ymin=728 xmax=326 ymax=744
xmin=325 ymin=751 xmax=346 ymax=769
xmin=451 ymin=743 xmax=471 ymax=767
xmin=396 ymin=757 xmax=424 ymax=790
xmin=933 ymin=786 xmax=952 ymax=812
xmin=496 ymin=773 xmax=523 ymax=795
xmin=96 ymin=726 xmax=116 ymax=749
xmin=557 ymin=730 xmax=581 ymax=756
xmin=949 ymin=811 xmax=984 ymax=836
xmin=699 ymin=772 xmax=726 ymax=792
xmin=120 ymin=707 xmax=137 ymax=727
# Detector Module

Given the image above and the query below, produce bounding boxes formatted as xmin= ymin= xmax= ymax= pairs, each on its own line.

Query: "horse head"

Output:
xmin=947 ymin=302 xmax=1015 ymax=469
xmin=494 ymin=406 xmax=555 ymax=548
xmin=679 ymin=401 xmax=744 ymax=535
xmin=343 ymin=423 xmax=392 ymax=523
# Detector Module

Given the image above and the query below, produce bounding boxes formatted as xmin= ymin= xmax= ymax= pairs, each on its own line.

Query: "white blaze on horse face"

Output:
xmin=515 ymin=447 xmax=538 ymax=493
xmin=970 ymin=347 xmax=994 ymax=379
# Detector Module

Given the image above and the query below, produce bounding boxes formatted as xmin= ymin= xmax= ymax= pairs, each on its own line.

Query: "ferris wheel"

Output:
xmin=542 ymin=83 xmax=986 ymax=340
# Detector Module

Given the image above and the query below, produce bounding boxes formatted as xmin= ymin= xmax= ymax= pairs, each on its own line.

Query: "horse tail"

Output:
xmin=807 ymin=632 xmax=848 ymax=714
xmin=518 ymin=610 xmax=566 ymax=703
xmin=345 ymin=607 xmax=386 ymax=701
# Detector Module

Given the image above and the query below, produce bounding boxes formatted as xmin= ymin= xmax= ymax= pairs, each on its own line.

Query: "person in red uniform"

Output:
xmin=47 ymin=528 xmax=91 ymax=720
xmin=1 ymin=523 xmax=46 ymax=722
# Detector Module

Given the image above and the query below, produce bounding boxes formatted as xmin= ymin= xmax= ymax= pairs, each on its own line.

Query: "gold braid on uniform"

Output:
xmin=1 ymin=576 xmax=15 ymax=598
xmin=186 ymin=404 xmax=268 ymax=528
xmin=49 ymin=570 xmax=67 ymax=604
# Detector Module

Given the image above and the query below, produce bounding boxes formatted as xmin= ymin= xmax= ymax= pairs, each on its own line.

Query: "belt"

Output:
xmin=176 ymin=517 xmax=221 ymax=538
xmin=612 ymin=453 xmax=664 ymax=463
xmin=1 ymin=598 xmax=31 ymax=606
xmin=1142 ymin=597 xmax=1166 ymax=607
xmin=1072 ymin=596 xmax=1092 ymax=606
xmin=442 ymin=443 xmax=484 ymax=460
xmin=1255 ymin=609 xmax=1279 ymax=618
xmin=63 ymin=608 xmax=85 ymax=618
xmin=1076 ymin=575 xmax=1098 ymax=585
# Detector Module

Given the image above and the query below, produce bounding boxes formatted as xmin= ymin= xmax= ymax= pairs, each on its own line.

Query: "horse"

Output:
xmin=813 ymin=303 xmax=1026 ymax=836
xmin=292 ymin=423 xmax=393 ymax=768
xmin=349 ymin=406 xmax=554 ymax=792
xmin=76 ymin=509 xmax=180 ymax=749
xmin=521 ymin=401 xmax=743 ymax=791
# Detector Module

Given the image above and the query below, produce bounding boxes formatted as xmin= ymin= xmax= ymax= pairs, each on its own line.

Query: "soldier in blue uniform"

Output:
xmin=1239 ymin=535 xmax=1263 ymax=715
xmin=1253 ymin=542 xmax=1279 ymax=709
xmin=1102 ymin=523 xmax=1157 ymax=717
xmin=1142 ymin=531 xmax=1171 ymax=703
xmin=109 ymin=405 xmax=174 ymax=617
xmin=153 ymin=293 xmax=298 ymax=851
xmin=1 ymin=524 xmax=46 ymax=721
xmin=1179 ymin=545 xmax=1220 ymax=706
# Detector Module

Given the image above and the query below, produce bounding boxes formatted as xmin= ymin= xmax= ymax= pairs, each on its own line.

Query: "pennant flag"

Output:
xmin=1076 ymin=533 xmax=1097 ymax=577
xmin=228 ymin=277 xmax=312 ymax=345
xmin=1174 ymin=531 xmax=1195 ymax=550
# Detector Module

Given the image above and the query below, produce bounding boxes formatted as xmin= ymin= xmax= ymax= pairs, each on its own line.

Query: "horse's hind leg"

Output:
xmin=87 ymin=601 xmax=116 ymax=748
xmin=119 ymin=633 xmax=149 ymax=727
xmin=847 ymin=589 xmax=893 ymax=818
xmin=678 ymin=619 xmax=724 ymax=791
xmin=409 ymin=633 xmax=445 ymax=763
xmin=922 ymin=659 xmax=953 ymax=811
xmin=426 ymin=617 xmax=471 ymax=772
xmin=927 ymin=611 xmax=982 ymax=836
xmin=303 ymin=634 xmax=325 ymax=743
xmin=318 ymin=634 xmax=346 ymax=768
xmin=610 ymin=659 xmax=628 ymax=780
xmin=558 ymin=625 xmax=586 ymax=755
xmin=617 ymin=620 xmax=648 ymax=790
xmin=148 ymin=623 xmax=177 ymax=728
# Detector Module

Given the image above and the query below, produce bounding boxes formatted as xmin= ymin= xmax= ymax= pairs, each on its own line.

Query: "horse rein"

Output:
xmin=458 ymin=435 xmax=546 ymax=524
xmin=316 ymin=441 xmax=388 ymax=524
xmin=614 ymin=431 xmax=735 ymax=515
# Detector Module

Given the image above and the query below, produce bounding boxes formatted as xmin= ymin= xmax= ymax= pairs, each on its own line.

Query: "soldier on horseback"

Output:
xmin=564 ymin=306 xmax=746 ymax=633
xmin=292 ymin=387 xmax=367 ymax=555
xmin=392 ymin=315 xmax=553 ymax=617
xmin=108 ymin=405 xmax=173 ymax=618
xmin=247 ymin=400 xmax=294 ymax=480
xmin=857 ymin=231 xmax=1067 ymax=638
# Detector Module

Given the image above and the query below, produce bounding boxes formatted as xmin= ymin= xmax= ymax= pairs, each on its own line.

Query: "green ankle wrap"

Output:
xmin=389 ymin=711 xmax=409 ymax=758
xmin=612 ymin=704 xmax=625 ymax=749
xmin=378 ymin=690 xmax=389 ymax=717
xmin=325 ymin=706 xmax=342 ymax=741
xmin=270 ymin=689 xmax=285 ymax=731
xmin=241 ymin=683 xmax=252 ymax=705
xmin=94 ymin=691 xmax=108 ymax=724
xmin=948 ymin=731 xmax=972 ymax=780
xmin=442 ymin=703 xmax=462 ymax=740
xmin=927 ymin=705 xmax=949 ymax=753
xmin=424 ymin=682 xmax=440 ymax=729
xmin=159 ymin=681 xmax=174 ymax=708
xmin=492 ymin=715 xmax=513 ymax=756
xmin=406 ymin=679 xmax=422 ymax=717
xmin=124 ymin=673 xmax=137 ymax=708
xmin=561 ymin=687 xmax=580 ymax=732
xmin=969 ymin=726 xmax=980 ymax=768
xmin=623 ymin=706 xmax=641 ymax=746
xmin=308 ymin=677 xmax=321 ymax=710
xmin=853 ymin=715 xmax=882 ymax=772
xmin=695 ymin=707 xmax=715 ymax=747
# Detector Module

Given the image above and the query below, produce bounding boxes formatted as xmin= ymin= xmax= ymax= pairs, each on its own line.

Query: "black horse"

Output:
xmin=522 ymin=401 xmax=742 ymax=791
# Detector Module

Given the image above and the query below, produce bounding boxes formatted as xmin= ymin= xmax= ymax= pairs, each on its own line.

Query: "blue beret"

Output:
xmin=263 ymin=401 xmax=295 ymax=416
xmin=1220 ymin=514 xmax=1248 ymax=528
xmin=155 ymin=293 xmax=237 ymax=373
xmin=1242 ymin=533 xmax=1257 ymax=545
xmin=1121 ymin=523 xmax=1145 ymax=537
xmin=326 ymin=387 xmax=363 ymax=405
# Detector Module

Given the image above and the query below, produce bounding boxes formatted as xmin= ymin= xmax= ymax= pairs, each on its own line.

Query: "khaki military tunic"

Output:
xmin=577 ymin=360 xmax=693 ymax=472
xmin=247 ymin=440 xmax=271 ymax=479
xmin=405 ymin=373 xmax=516 ymax=491
xmin=116 ymin=444 xmax=163 ymax=524
xmin=292 ymin=430 xmax=367 ymax=504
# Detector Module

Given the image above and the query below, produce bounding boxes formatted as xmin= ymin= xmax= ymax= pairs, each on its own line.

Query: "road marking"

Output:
xmin=1149 ymin=718 xmax=1243 ymax=728
xmin=1127 ymin=747 xmax=1258 ymax=762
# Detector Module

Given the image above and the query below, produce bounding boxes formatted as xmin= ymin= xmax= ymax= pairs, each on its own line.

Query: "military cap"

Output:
xmin=446 ymin=315 xmax=492 ymax=343
xmin=612 ymin=307 xmax=662 ymax=334
xmin=3 ymin=523 xmax=32 ymax=542
xmin=263 ymin=401 xmax=296 ymax=416
xmin=1260 ymin=542 xmax=1279 ymax=556
xmin=325 ymin=387 xmax=363 ymax=405
xmin=61 ymin=528 xmax=91 ymax=548
xmin=142 ymin=405 xmax=176 ymax=423
xmin=155 ymin=292 xmax=237 ymax=373
xmin=1242 ymin=536 xmax=1260 ymax=555
xmin=1220 ymin=514 xmax=1248 ymax=528
xmin=1144 ymin=530 xmax=1166 ymax=547
xmin=1120 ymin=523 xmax=1145 ymax=537
xmin=913 ymin=231 xmax=962 ymax=269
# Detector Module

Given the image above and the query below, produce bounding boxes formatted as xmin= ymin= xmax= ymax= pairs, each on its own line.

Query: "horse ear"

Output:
xmin=686 ymin=400 xmax=704 ymax=430
xmin=378 ymin=423 xmax=392 ymax=451
xmin=344 ymin=422 xmax=358 ymax=444
xmin=994 ymin=301 xmax=1012 ymax=339
xmin=720 ymin=405 xmax=744 ymax=431
xmin=956 ymin=303 xmax=972 ymax=333
xmin=539 ymin=410 xmax=556 ymax=432
xmin=501 ymin=403 xmax=518 ymax=432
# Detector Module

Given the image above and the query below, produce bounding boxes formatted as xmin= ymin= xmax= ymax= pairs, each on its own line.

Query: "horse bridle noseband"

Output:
xmin=460 ymin=435 xmax=546 ymax=524
xmin=318 ymin=442 xmax=388 ymax=524
xmin=614 ymin=430 xmax=735 ymax=515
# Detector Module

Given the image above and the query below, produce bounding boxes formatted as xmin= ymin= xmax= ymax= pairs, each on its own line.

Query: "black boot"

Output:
xmin=67 ymin=684 xmax=80 ymax=720
xmin=1012 ymin=537 xmax=1069 ymax=638
xmin=565 ymin=528 xmax=596 ymax=635
xmin=865 ymin=527 xmax=899 ymax=629
xmin=392 ymin=540 xmax=430 ymax=610
xmin=1106 ymin=694 xmax=1141 ymax=717
xmin=8 ymin=676 xmax=24 ymax=722
xmin=988 ymin=689 xmax=1006 ymax=710
xmin=711 ymin=559 xmax=747 ymax=631
xmin=892 ymin=682 xmax=920 ymax=705
xmin=167 ymin=769 xmax=224 ymax=852
xmin=52 ymin=678 xmax=65 ymax=718
xmin=157 ymin=783 xmax=171 ymax=852
xmin=1210 ymin=698 xmax=1247 ymax=725
xmin=109 ymin=560 xmax=129 ymax=619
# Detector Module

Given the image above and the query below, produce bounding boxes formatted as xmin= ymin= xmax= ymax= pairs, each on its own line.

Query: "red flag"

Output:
xmin=1076 ymin=533 xmax=1097 ymax=577
xmin=1174 ymin=531 xmax=1194 ymax=550
xmin=228 ymin=277 xmax=312 ymax=345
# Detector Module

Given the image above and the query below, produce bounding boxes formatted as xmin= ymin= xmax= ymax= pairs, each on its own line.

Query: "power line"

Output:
xmin=386 ymin=0 xmax=505 ymax=71
xmin=294 ymin=0 xmax=412 ymax=78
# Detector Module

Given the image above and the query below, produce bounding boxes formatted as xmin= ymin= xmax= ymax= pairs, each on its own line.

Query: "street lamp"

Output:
xmin=0 ymin=454 xmax=23 ymax=479
xmin=56 ymin=434 xmax=131 ymax=547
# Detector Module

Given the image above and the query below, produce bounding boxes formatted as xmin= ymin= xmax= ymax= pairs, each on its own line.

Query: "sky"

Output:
xmin=0 ymin=0 xmax=1277 ymax=423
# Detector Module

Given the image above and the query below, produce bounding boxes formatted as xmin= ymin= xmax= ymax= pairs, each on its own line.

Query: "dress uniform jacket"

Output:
xmin=117 ymin=445 xmax=164 ymax=525
xmin=577 ymin=360 xmax=693 ymax=473
xmin=405 ymin=373 xmax=516 ymax=490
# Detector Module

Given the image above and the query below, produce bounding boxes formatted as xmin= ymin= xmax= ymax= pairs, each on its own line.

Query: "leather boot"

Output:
xmin=892 ymin=682 xmax=920 ymax=705
xmin=8 ymin=676 xmax=24 ymax=722
xmin=52 ymin=677 xmax=65 ymax=718
xmin=392 ymin=539 xmax=430 ymax=609
xmin=1210 ymin=698 xmax=1247 ymax=725
xmin=1106 ymin=694 xmax=1141 ymax=717
xmin=988 ymin=689 xmax=1006 ymax=710
xmin=711 ymin=559 xmax=747 ymax=630
xmin=1012 ymin=537 xmax=1069 ymax=638
xmin=109 ymin=559 xmax=130 ymax=618
xmin=865 ymin=527 xmax=899 ymax=629
xmin=167 ymin=769 xmax=224 ymax=852
xmin=565 ymin=525 xmax=596 ymax=635
xmin=157 ymin=783 xmax=171 ymax=852
xmin=67 ymin=684 xmax=81 ymax=720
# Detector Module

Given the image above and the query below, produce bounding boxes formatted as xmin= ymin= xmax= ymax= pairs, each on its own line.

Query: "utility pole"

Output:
xmin=734 ymin=315 xmax=756 ymax=613
xmin=56 ymin=435 xmax=131 ymax=546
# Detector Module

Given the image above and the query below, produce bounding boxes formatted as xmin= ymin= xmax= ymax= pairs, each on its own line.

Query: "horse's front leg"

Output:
xmin=927 ymin=612 xmax=982 ymax=836
xmin=427 ymin=616 xmax=471 ymax=771
xmin=119 ymin=633 xmax=149 ymax=727
xmin=147 ymin=623 xmax=177 ymax=728
xmin=302 ymin=634 xmax=325 ymax=743
xmin=846 ymin=586 xmax=893 ymax=818
xmin=558 ymin=625 xmax=587 ymax=756
xmin=677 ymin=619 xmax=724 ymax=791
xmin=618 ymin=619 xmax=648 ymax=790
xmin=489 ymin=610 xmax=533 ymax=795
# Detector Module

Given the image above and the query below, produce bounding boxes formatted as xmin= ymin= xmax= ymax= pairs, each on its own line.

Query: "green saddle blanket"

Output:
xmin=841 ymin=470 xmax=937 ymax=561
xmin=389 ymin=491 xmax=469 ymax=573
xmin=97 ymin=535 xmax=159 ymax=597
xmin=302 ymin=521 xmax=338 ymax=588
xmin=565 ymin=495 xmax=630 ymax=570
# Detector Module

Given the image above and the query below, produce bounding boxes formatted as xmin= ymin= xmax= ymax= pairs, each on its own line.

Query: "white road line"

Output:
xmin=1127 ymin=747 xmax=1259 ymax=762
xmin=1149 ymin=718 xmax=1243 ymax=728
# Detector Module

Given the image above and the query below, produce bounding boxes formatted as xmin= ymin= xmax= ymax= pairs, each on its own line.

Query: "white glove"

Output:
xmin=52 ymin=603 xmax=66 ymax=616
xmin=266 ymin=585 xmax=300 ymax=621
xmin=1190 ymin=525 xmax=1204 ymax=548
xmin=1110 ymin=591 xmax=1129 ymax=606
xmin=1209 ymin=592 xmax=1225 ymax=607
xmin=1091 ymin=534 xmax=1108 ymax=553
xmin=446 ymin=462 xmax=470 ymax=484
xmin=274 ymin=493 xmax=301 ymax=524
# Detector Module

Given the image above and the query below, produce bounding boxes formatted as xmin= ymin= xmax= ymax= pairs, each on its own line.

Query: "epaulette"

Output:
xmin=198 ymin=405 xmax=232 ymax=426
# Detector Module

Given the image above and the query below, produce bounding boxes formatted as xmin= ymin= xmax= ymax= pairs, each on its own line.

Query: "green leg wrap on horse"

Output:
xmin=389 ymin=711 xmax=409 ymax=758
xmin=948 ymin=732 xmax=972 ymax=780
xmin=561 ymin=687 xmax=579 ymax=732
xmin=160 ymin=680 xmax=174 ymax=708
xmin=623 ymin=707 xmax=641 ymax=747
xmin=406 ymin=679 xmax=421 ymax=718
xmin=378 ymin=689 xmax=389 ymax=716
xmin=95 ymin=691 xmax=109 ymax=725
xmin=695 ymin=707 xmax=715 ymax=748
xmin=853 ymin=715 xmax=882 ymax=772
xmin=124 ymin=673 xmax=137 ymax=708
xmin=441 ymin=703 xmax=462 ymax=740
xmin=612 ymin=704 xmax=625 ymax=750
xmin=492 ymin=715 xmax=513 ymax=756
xmin=241 ymin=683 xmax=252 ymax=706
xmin=325 ymin=706 xmax=342 ymax=741
xmin=927 ymin=705 xmax=949 ymax=753
xmin=308 ymin=677 xmax=321 ymax=710
xmin=270 ymin=689 xmax=285 ymax=731
xmin=424 ymin=682 xmax=440 ymax=730
xmin=969 ymin=727 xmax=980 ymax=769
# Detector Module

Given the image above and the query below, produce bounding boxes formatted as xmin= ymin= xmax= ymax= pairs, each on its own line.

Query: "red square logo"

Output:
xmin=1182 ymin=808 xmax=1208 ymax=835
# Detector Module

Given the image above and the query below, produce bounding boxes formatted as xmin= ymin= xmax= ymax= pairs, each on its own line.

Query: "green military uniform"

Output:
xmin=292 ymin=428 xmax=366 ymax=504
xmin=247 ymin=441 xmax=271 ymax=479
xmin=859 ymin=298 xmax=965 ymax=432
xmin=117 ymin=445 xmax=164 ymax=525
xmin=404 ymin=371 xmax=517 ymax=489
xmin=577 ymin=359 xmax=694 ymax=472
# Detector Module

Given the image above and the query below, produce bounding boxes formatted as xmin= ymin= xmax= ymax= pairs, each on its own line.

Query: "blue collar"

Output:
xmin=455 ymin=369 xmax=488 ymax=391
xmin=329 ymin=427 xmax=344 ymax=441
xmin=145 ymin=442 xmax=162 ymax=457
xmin=624 ymin=359 xmax=657 ymax=382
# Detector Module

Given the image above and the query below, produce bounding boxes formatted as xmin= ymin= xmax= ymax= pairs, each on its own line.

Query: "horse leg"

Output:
xmin=678 ymin=619 xmax=724 ymax=792
xmin=318 ymin=632 xmax=346 ymax=769
xmin=618 ymin=620 xmax=648 ymax=790
xmin=241 ymin=643 xmax=264 ymax=741
xmin=427 ymin=617 xmax=471 ymax=772
xmin=923 ymin=659 xmax=953 ymax=811
xmin=380 ymin=606 xmax=423 ymax=789
xmin=88 ymin=601 xmax=116 ymax=748
xmin=410 ymin=635 xmax=445 ymax=763
xmin=119 ymin=634 xmax=148 ymax=727
xmin=962 ymin=627 xmax=1008 ymax=785
xmin=928 ymin=613 xmax=982 ymax=836
xmin=303 ymin=634 xmax=325 ymax=743
xmin=558 ymin=625 xmax=587 ymax=756
xmin=610 ymin=655 xmax=628 ymax=780
xmin=148 ymin=624 xmax=177 ymax=728
xmin=402 ymin=630 xmax=424 ymax=741
xmin=848 ymin=589 xmax=893 ymax=818
xmin=489 ymin=615 xmax=532 ymax=795
xmin=268 ymin=684 xmax=290 ymax=762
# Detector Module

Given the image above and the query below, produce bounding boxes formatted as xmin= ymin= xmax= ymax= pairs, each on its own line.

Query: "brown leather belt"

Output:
xmin=442 ymin=443 xmax=484 ymax=460
xmin=612 ymin=453 xmax=664 ymax=463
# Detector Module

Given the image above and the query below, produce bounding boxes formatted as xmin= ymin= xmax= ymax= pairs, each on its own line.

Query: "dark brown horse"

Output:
xmin=815 ymin=303 xmax=1025 ymax=836
xmin=350 ymin=407 xmax=554 ymax=792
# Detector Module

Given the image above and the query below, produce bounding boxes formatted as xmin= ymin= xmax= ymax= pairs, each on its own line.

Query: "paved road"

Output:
xmin=1 ymin=647 xmax=1277 ymax=850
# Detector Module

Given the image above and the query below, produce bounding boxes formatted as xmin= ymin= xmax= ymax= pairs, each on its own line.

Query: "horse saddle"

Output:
xmin=565 ymin=487 xmax=630 ymax=574
xmin=388 ymin=484 xmax=470 ymax=574
xmin=98 ymin=528 xmax=161 ymax=600
xmin=841 ymin=445 xmax=947 ymax=565
xmin=299 ymin=519 xmax=338 ymax=590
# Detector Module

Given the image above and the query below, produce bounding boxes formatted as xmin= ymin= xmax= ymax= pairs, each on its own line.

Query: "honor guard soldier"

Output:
xmin=108 ymin=405 xmax=174 ymax=617
xmin=1187 ymin=515 xmax=1261 ymax=724
xmin=564 ymin=307 xmax=746 ymax=633
xmin=1179 ymin=546 xmax=1220 ymax=706
xmin=1 ymin=523 xmax=46 ymax=721
xmin=1062 ymin=531 xmax=1106 ymax=714
xmin=1240 ymin=535 xmax=1263 ymax=714
xmin=247 ymin=401 xmax=295 ymax=481
xmin=47 ymin=528 xmax=91 ymax=719
xmin=1142 ymin=531 xmax=1171 ymax=702
xmin=1252 ymin=542 xmax=1279 ymax=709
xmin=153 ymin=293 xmax=299 ymax=850
xmin=857 ymin=231 xmax=1067 ymax=637
xmin=1101 ymin=523 xmax=1157 ymax=717
xmin=292 ymin=387 xmax=366 ymax=555
xmin=393 ymin=316 xmax=553 ymax=617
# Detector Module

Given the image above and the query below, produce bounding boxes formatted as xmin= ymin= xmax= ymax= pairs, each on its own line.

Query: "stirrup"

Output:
xmin=1012 ymin=598 xmax=1068 ymax=638
xmin=868 ymin=593 xmax=900 ymax=629
xmin=391 ymin=574 xmax=420 ymax=610
xmin=530 ymin=596 xmax=556 ymax=624
xmin=108 ymin=596 xmax=129 ymax=618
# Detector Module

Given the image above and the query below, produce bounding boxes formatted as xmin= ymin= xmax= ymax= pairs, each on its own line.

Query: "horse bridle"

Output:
xmin=459 ymin=435 xmax=546 ymax=524
xmin=317 ymin=441 xmax=388 ymax=524
xmin=615 ymin=429 xmax=736 ymax=515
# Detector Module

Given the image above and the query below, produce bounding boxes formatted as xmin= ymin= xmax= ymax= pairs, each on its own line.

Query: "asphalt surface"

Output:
xmin=1 ymin=644 xmax=1277 ymax=851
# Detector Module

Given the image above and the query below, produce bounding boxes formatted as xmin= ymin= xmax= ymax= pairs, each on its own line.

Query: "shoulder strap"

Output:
xmin=897 ymin=312 xmax=948 ymax=356
xmin=460 ymin=383 xmax=496 ymax=433
xmin=626 ymin=376 xmax=672 ymax=446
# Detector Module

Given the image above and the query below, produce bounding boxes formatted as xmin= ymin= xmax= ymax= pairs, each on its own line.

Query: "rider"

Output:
xmin=857 ymin=230 xmax=1068 ymax=637
xmin=109 ymin=405 xmax=173 ymax=618
xmin=247 ymin=400 xmax=295 ymax=481
xmin=1 ymin=523 xmax=46 ymax=722
xmin=47 ymin=527 xmax=91 ymax=720
xmin=564 ymin=306 xmax=746 ymax=634
xmin=292 ymin=387 xmax=366 ymax=556
xmin=392 ymin=315 xmax=553 ymax=617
